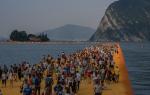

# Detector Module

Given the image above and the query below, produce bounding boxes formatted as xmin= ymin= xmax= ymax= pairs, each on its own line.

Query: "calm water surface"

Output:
xmin=0 ymin=42 xmax=150 ymax=95
xmin=121 ymin=43 xmax=150 ymax=95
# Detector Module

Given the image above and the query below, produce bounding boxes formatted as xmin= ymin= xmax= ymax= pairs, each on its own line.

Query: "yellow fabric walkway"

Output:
xmin=78 ymin=44 xmax=134 ymax=95
xmin=0 ymin=44 xmax=134 ymax=95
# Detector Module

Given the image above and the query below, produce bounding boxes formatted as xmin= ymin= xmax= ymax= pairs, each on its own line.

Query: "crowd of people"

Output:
xmin=0 ymin=44 xmax=120 ymax=95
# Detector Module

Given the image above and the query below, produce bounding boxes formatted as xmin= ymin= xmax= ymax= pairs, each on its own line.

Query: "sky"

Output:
xmin=0 ymin=0 xmax=116 ymax=37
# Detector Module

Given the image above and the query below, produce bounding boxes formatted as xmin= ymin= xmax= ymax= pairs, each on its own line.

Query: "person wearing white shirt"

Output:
xmin=76 ymin=72 xmax=81 ymax=90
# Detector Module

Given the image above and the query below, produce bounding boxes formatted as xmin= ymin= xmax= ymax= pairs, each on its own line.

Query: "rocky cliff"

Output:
xmin=90 ymin=0 xmax=150 ymax=42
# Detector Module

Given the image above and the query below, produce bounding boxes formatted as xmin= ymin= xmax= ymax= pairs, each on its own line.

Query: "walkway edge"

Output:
xmin=117 ymin=43 xmax=134 ymax=95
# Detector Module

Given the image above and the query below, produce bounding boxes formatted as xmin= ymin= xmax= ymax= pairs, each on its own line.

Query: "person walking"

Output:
xmin=94 ymin=81 xmax=103 ymax=95
xmin=34 ymin=74 xmax=41 ymax=95
xmin=45 ymin=74 xmax=53 ymax=95
xmin=23 ymin=84 xmax=32 ymax=95
xmin=1 ymin=72 xmax=7 ymax=88
xmin=8 ymin=71 xmax=14 ymax=87
xmin=76 ymin=71 xmax=81 ymax=91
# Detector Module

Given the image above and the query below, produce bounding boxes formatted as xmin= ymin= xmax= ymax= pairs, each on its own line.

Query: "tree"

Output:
xmin=10 ymin=30 xmax=28 ymax=41
xmin=38 ymin=33 xmax=49 ymax=42
xmin=10 ymin=30 xmax=19 ymax=41
xmin=10 ymin=30 xmax=50 ymax=42
xmin=18 ymin=31 xmax=28 ymax=41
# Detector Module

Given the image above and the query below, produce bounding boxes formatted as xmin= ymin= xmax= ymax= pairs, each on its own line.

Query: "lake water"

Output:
xmin=121 ymin=43 xmax=150 ymax=95
xmin=0 ymin=42 xmax=150 ymax=95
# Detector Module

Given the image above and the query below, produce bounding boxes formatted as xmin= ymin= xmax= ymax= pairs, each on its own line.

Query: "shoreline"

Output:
xmin=0 ymin=41 xmax=117 ymax=45
xmin=0 ymin=41 xmax=149 ymax=45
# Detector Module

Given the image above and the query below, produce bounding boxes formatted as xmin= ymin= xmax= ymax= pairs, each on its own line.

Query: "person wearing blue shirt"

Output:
xmin=45 ymin=74 xmax=53 ymax=95
xmin=34 ymin=74 xmax=41 ymax=95
xmin=23 ymin=84 xmax=32 ymax=95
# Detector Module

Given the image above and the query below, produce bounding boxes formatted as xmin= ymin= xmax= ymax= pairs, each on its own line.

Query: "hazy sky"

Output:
xmin=0 ymin=0 xmax=116 ymax=37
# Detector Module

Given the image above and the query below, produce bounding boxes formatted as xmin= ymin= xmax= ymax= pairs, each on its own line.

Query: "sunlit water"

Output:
xmin=0 ymin=42 xmax=149 ymax=95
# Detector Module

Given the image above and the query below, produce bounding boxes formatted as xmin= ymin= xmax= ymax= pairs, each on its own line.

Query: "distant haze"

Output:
xmin=0 ymin=0 xmax=116 ymax=37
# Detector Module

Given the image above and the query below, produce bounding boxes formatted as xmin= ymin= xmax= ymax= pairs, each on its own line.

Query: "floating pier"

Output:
xmin=0 ymin=44 xmax=134 ymax=95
